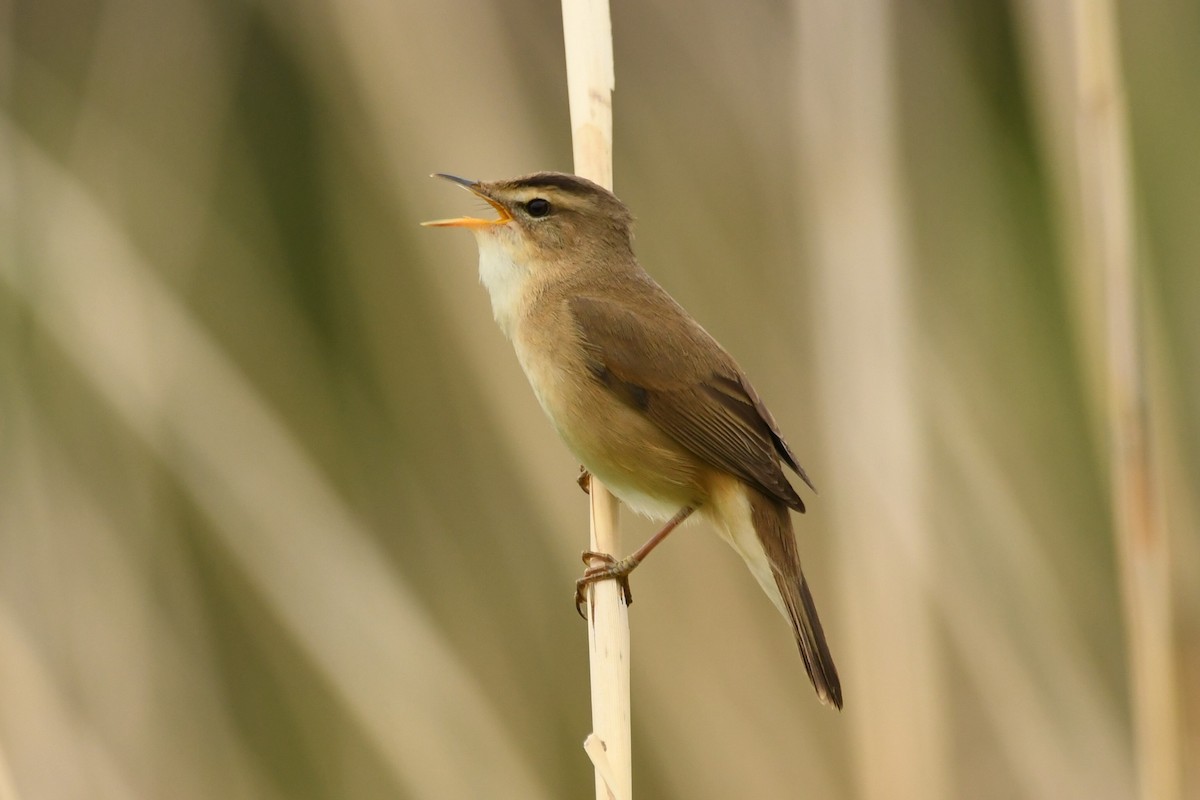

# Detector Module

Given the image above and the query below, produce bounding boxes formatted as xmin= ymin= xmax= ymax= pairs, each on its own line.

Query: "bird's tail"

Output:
xmin=710 ymin=484 xmax=842 ymax=709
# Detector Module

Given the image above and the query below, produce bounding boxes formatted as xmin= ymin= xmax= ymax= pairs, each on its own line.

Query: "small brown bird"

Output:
xmin=424 ymin=172 xmax=841 ymax=708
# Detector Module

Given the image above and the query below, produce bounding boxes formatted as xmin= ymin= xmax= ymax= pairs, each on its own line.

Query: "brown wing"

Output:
xmin=569 ymin=294 xmax=811 ymax=512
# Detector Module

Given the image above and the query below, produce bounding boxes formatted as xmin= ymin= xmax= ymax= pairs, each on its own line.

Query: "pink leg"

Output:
xmin=574 ymin=506 xmax=695 ymax=617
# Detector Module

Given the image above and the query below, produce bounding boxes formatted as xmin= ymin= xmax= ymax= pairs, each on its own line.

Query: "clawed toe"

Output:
xmin=580 ymin=550 xmax=613 ymax=567
xmin=570 ymin=507 xmax=694 ymax=619
xmin=574 ymin=551 xmax=635 ymax=618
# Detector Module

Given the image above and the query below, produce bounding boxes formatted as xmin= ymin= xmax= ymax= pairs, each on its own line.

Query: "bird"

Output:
xmin=423 ymin=171 xmax=841 ymax=708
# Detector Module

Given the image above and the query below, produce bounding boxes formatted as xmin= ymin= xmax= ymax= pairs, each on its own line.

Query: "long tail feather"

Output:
xmin=750 ymin=491 xmax=842 ymax=707
xmin=712 ymin=483 xmax=842 ymax=708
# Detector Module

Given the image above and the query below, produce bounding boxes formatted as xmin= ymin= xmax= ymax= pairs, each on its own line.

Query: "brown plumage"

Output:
xmin=425 ymin=171 xmax=842 ymax=708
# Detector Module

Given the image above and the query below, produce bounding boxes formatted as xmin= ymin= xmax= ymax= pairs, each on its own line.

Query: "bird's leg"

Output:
xmin=574 ymin=506 xmax=695 ymax=618
xmin=577 ymin=466 xmax=591 ymax=494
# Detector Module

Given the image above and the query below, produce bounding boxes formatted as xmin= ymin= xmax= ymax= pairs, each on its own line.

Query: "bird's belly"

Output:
xmin=513 ymin=335 xmax=705 ymax=521
xmin=565 ymin=426 xmax=703 ymax=521
xmin=585 ymin=463 xmax=693 ymax=521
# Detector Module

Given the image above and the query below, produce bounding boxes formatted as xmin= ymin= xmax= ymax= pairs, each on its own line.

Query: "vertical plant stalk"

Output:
xmin=794 ymin=0 xmax=947 ymax=798
xmin=560 ymin=2 xmax=628 ymax=799
xmin=1070 ymin=2 xmax=1180 ymax=799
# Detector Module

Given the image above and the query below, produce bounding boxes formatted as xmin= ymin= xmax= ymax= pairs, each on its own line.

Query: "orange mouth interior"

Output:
xmin=422 ymin=193 xmax=511 ymax=229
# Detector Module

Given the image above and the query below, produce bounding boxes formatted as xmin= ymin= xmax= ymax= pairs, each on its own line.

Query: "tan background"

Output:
xmin=2 ymin=0 xmax=1198 ymax=798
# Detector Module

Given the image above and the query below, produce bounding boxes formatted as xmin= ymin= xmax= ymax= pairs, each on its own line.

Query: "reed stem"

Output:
xmin=560 ymin=2 xmax=628 ymax=798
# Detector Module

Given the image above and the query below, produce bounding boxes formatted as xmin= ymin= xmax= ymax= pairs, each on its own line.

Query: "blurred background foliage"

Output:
xmin=1 ymin=0 xmax=1197 ymax=798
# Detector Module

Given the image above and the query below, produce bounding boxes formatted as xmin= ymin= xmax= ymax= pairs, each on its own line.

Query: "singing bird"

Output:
xmin=424 ymin=172 xmax=841 ymax=708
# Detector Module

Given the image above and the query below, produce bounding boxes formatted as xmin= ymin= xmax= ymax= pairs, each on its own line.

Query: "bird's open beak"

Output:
xmin=421 ymin=173 xmax=512 ymax=228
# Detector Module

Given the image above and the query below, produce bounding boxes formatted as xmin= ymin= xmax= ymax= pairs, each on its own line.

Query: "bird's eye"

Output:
xmin=525 ymin=198 xmax=552 ymax=218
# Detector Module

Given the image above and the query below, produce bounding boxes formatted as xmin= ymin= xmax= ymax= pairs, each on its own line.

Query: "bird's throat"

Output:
xmin=475 ymin=233 xmax=532 ymax=338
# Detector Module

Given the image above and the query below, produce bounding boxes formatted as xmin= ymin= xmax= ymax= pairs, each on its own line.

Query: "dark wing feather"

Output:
xmin=569 ymin=294 xmax=809 ymax=512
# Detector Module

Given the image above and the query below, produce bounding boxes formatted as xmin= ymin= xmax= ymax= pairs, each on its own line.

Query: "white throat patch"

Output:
xmin=474 ymin=231 xmax=529 ymax=338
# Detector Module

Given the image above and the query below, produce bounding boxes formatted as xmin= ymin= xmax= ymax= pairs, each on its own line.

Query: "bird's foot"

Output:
xmin=574 ymin=550 xmax=637 ymax=619
xmin=576 ymin=466 xmax=591 ymax=494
